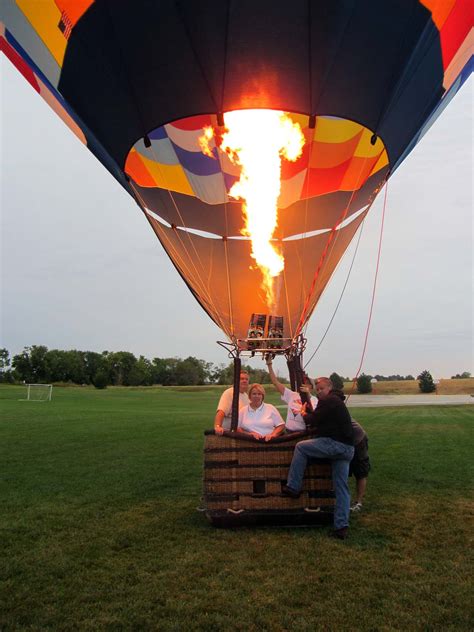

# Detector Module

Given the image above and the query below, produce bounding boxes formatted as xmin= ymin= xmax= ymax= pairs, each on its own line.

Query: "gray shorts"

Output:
xmin=349 ymin=436 xmax=371 ymax=480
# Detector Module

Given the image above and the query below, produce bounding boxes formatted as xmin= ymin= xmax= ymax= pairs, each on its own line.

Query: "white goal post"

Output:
xmin=21 ymin=384 xmax=53 ymax=402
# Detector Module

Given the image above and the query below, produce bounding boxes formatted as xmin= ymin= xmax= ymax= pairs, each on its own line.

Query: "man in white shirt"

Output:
xmin=214 ymin=370 xmax=250 ymax=433
xmin=265 ymin=358 xmax=317 ymax=431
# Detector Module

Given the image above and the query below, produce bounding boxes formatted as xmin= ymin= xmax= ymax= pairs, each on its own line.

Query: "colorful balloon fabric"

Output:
xmin=1 ymin=0 xmax=471 ymax=341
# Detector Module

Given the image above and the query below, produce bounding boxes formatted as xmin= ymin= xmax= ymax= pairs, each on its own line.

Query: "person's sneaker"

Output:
xmin=329 ymin=527 xmax=348 ymax=540
xmin=350 ymin=502 xmax=363 ymax=512
xmin=281 ymin=485 xmax=301 ymax=499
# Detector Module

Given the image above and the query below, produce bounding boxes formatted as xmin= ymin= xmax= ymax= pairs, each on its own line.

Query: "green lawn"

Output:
xmin=1 ymin=386 xmax=473 ymax=631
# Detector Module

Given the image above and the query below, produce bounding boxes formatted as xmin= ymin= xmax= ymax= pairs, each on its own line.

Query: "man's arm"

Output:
xmin=237 ymin=427 xmax=263 ymax=440
xmin=265 ymin=423 xmax=285 ymax=442
xmin=265 ymin=358 xmax=285 ymax=396
xmin=302 ymin=398 xmax=330 ymax=428
xmin=214 ymin=409 xmax=225 ymax=435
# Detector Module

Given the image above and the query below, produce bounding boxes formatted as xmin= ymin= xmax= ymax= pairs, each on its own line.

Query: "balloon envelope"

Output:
xmin=1 ymin=0 xmax=471 ymax=341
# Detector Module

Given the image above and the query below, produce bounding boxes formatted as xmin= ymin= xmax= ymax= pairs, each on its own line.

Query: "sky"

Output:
xmin=1 ymin=58 xmax=472 ymax=379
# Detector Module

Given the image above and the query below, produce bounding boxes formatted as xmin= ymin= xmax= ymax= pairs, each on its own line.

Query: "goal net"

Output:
xmin=23 ymin=384 xmax=53 ymax=402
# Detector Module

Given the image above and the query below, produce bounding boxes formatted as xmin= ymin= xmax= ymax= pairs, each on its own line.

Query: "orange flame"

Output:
xmin=201 ymin=110 xmax=304 ymax=308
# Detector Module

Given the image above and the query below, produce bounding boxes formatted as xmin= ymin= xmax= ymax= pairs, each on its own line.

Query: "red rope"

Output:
xmin=295 ymin=152 xmax=381 ymax=338
xmin=347 ymin=182 xmax=389 ymax=402
xmin=295 ymin=185 xmax=359 ymax=337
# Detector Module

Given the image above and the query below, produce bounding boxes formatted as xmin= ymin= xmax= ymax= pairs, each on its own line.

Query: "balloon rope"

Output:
xmin=294 ymin=155 xmax=372 ymax=337
xmin=299 ymin=123 xmax=315 ymax=332
xmin=140 ymin=143 xmax=228 ymax=334
xmin=303 ymin=216 xmax=366 ymax=369
xmin=223 ymin=237 xmax=235 ymax=338
xmin=130 ymin=182 xmax=230 ymax=337
xmin=282 ymin=265 xmax=294 ymax=340
xmin=346 ymin=182 xmax=389 ymax=402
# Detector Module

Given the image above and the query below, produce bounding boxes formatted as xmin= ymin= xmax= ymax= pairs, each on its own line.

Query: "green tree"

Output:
xmin=12 ymin=345 xmax=49 ymax=382
xmin=92 ymin=369 xmax=108 ymax=389
xmin=151 ymin=357 xmax=169 ymax=385
xmin=175 ymin=356 xmax=211 ymax=385
xmin=214 ymin=363 xmax=234 ymax=385
xmin=105 ymin=351 xmax=137 ymax=385
xmin=0 ymin=348 xmax=9 ymax=379
xmin=0 ymin=348 xmax=13 ymax=383
xmin=84 ymin=352 xmax=108 ymax=384
xmin=29 ymin=345 xmax=49 ymax=382
xmin=356 ymin=373 xmax=372 ymax=394
xmin=128 ymin=356 xmax=154 ymax=386
xmin=0 ymin=348 xmax=9 ymax=371
xmin=330 ymin=372 xmax=344 ymax=390
xmin=451 ymin=371 xmax=471 ymax=379
xmin=418 ymin=369 xmax=436 ymax=393
xmin=12 ymin=350 xmax=32 ymax=382
xmin=44 ymin=349 xmax=69 ymax=382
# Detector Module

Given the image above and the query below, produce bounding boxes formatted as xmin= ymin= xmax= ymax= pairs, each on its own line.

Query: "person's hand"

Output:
xmin=214 ymin=426 xmax=225 ymax=435
xmin=264 ymin=434 xmax=274 ymax=442
xmin=301 ymin=402 xmax=308 ymax=416
xmin=300 ymin=384 xmax=311 ymax=394
xmin=290 ymin=397 xmax=302 ymax=417
xmin=250 ymin=431 xmax=264 ymax=440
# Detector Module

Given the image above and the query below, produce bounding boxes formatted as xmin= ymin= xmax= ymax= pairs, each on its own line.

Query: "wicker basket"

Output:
xmin=203 ymin=431 xmax=335 ymax=527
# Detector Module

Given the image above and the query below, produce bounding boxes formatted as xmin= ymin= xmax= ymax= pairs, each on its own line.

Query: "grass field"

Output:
xmin=340 ymin=378 xmax=474 ymax=395
xmin=1 ymin=385 xmax=473 ymax=631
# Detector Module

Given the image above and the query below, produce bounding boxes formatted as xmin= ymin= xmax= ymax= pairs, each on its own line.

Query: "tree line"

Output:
xmin=0 ymin=347 xmax=470 ymax=390
xmin=0 ymin=346 xmax=276 ymax=388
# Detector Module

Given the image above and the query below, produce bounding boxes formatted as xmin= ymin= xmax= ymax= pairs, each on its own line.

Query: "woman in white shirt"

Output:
xmin=237 ymin=383 xmax=285 ymax=441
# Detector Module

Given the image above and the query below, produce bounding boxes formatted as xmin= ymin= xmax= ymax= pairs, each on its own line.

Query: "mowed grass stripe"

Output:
xmin=1 ymin=386 xmax=473 ymax=631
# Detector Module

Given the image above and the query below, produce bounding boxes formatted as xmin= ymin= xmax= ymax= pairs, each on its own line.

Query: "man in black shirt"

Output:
xmin=282 ymin=377 xmax=355 ymax=539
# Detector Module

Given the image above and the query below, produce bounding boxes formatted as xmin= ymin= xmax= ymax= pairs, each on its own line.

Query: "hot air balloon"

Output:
xmin=2 ymin=0 xmax=471 ymax=525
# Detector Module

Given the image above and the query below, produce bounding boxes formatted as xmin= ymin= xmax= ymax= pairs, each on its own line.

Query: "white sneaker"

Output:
xmin=350 ymin=502 xmax=363 ymax=512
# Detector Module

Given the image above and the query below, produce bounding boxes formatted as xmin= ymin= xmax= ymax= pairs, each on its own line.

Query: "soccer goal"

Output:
xmin=21 ymin=384 xmax=53 ymax=402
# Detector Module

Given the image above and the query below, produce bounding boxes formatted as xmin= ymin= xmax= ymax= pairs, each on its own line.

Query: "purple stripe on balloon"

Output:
xmin=224 ymin=172 xmax=239 ymax=193
xmin=149 ymin=126 xmax=168 ymax=141
xmin=171 ymin=142 xmax=221 ymax=176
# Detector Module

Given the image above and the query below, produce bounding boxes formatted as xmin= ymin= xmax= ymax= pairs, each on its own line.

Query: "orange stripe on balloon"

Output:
xmin=368 ymin=150 xmax=389 ymax=178
xmin=309 ymin=131 xmax=363 ymax=169
xmin=340 ymin=155 xmax=381 ymax=191
xmin=420 ymin=0 xmax=456 ymax=30
xmin=54 ymin=0 xmax=95 ymax=27
xmin=281 ymin=139 xmax=310 ymax=179
xmin=125 ymin=149 xmax=156 ymax=187
xmin=302 ymin=157 xmax=353 ymax=197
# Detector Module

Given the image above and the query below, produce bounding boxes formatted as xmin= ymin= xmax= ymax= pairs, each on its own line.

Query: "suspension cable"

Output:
xmin=304 ymin=216 xmax=366 ymax=368
xmin=346 ymin=182 xmax=389 ymax=402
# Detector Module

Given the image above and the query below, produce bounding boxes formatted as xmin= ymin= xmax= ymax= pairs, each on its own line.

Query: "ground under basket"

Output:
xmin=203 ymin=431 xmax=335 ymax=527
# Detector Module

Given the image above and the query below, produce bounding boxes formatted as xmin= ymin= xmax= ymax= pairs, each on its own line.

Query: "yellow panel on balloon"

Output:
xmin=140 ymin=154 xmax=194 ymax=196
xmin=17 ymin=0 xmax=67 ymax=66
xmin=368 ymin=150 xmax=389 ymax=177
xmin=287 ymin=112 xmax=309 ymax=129
xmin=354 ymin=128 xmax=386 ymax=158
xmin=313 ymin=118 xmax=362 ymax=144
xmin=309 ymin=132 xmax=362 ymax=169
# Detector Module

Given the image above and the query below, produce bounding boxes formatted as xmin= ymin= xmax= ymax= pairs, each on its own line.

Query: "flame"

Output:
xmin=200 ymin=110 xmax=304 ymax=308
xmin=198 ymin=126 xmax=215 ymax=158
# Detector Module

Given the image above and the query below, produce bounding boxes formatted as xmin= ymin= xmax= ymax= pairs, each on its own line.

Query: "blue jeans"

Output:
xmin=286 ymin=437 xmax=355 ymax=530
